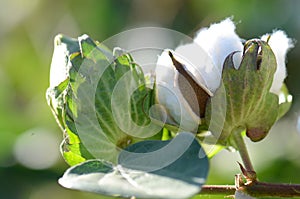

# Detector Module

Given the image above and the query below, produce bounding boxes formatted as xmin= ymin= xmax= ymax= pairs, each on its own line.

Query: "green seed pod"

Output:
xmin=205 ymin=39 xmax=280 ymax=147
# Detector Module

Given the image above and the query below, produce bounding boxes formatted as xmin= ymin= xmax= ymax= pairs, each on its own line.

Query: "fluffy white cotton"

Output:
xmin=173 ymin=43 xmax=216 ymax=95
xmin=155 ymin=18 xmax=244 ymax=128
xmin=155 ymin=40 xmax=221 ymax=130
xmin=156 ymin=50 xmax=200 ymax=131
xmin=261 ymin=30 xmax=294 ymax=94
xmin=194 ymin=18 xmax=244 ymax=72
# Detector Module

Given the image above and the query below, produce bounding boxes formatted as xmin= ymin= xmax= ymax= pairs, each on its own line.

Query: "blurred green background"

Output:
xmin=1 ymin=0 xmax=300 ymax=198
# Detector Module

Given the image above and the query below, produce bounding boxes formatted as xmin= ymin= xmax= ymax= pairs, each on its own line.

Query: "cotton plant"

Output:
xmin=46 ymin=18 xmax=299 ymax=199
xmin=155 ymin=18 xmax=296 ymax=197
xmin=156 ymin=18 xmax=293 ymax=146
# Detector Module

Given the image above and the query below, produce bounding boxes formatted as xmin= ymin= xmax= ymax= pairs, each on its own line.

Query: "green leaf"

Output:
xmin=46 ymin=35 xmax=95 ymax=165
xmin=59 ymin=132 xmax=209 ymax=199
xmin=47 ymin=34 xmax=163 ymax=165
xmin=119 ymin=132 xmax=209 ymax=180
xmin=60 ymin=129 xmax=94 ymax=166
xmin=206 ymin=39 xmax=279 ymax=146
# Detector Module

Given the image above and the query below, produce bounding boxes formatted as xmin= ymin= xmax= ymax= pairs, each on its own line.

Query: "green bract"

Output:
xmin=205 ymin=39 xmax=290 ymax=147
xmin=46 ymin=34 xmax=162 ymax=165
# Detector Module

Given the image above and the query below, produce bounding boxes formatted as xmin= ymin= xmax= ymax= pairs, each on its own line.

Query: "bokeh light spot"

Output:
xmin=13 ymin=127 xmax=60 ymax=170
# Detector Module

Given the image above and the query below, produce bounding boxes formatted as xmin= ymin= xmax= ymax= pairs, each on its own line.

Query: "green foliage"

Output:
xmin=59 ymin=133 xmax=209 ymax=199
xmin=47 ymin=34 xmax=210 ymax=198
xmin=46 ymin=34 xmax=161 ymax=165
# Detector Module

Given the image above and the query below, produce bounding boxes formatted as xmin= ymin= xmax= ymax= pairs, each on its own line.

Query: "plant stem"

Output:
xmin=232 ymin=128 xmax=255 ymax=174
xmin=200 ymin=185 xmax=236 ymax=195
xmin=200 ymin=182 xmax=300 ymax=197
xmin=199 ymin=129 xmax=300 ymax=197
xmin=240 ymin=181 xmax=300 ymax=197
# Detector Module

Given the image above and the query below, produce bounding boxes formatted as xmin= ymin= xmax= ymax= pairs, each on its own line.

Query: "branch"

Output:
xmin=200 ymin=182 xmax=300 ymax=198
xmin=199 ymin=130 xmax=300 ymax=198
xmin=200 ymin=185 xmax=236 ymax=195
xmin=241 ymin=181 xmax=300 ymax=198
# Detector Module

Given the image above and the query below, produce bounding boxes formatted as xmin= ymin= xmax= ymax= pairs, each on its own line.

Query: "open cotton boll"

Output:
xmin=194 ymin=18 xmax=243 ymax=72
xmin=155 ymin=18 xmax=244 ymax=130
xmin=174 ymin=43 xmax=218 ymax=95
xmin=261 ymin=31 xmax=294 ymax=95
xmin=156 ymin=50 xmax=200 ymax=131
